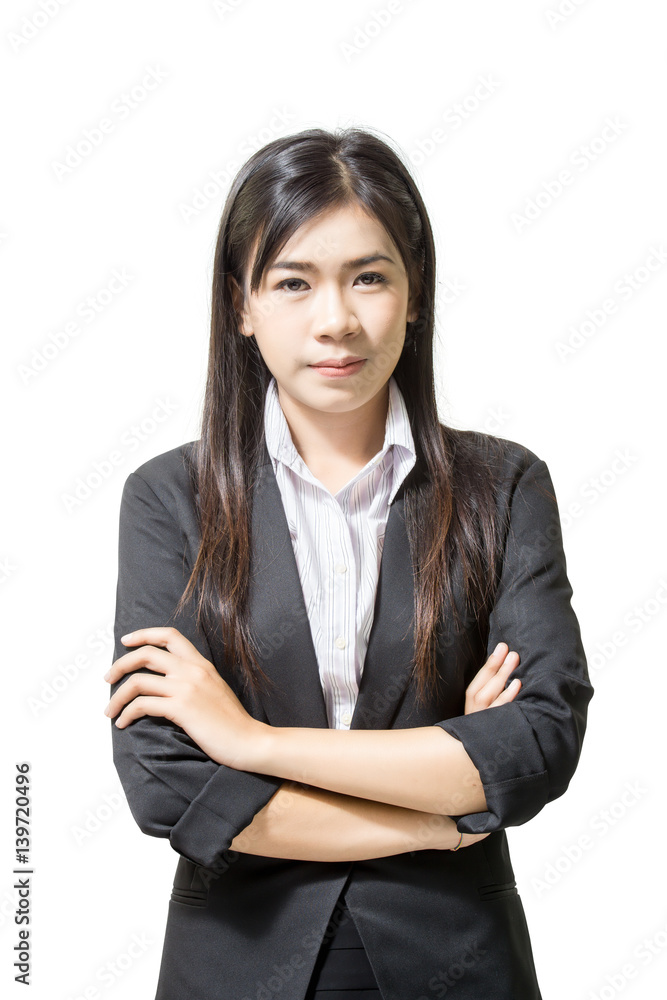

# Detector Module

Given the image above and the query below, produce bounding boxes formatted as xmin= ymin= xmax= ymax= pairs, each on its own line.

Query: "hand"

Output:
xmin=443 ymin=817 xmax=502 ymax=852
xmin=443 ymin=642 xmax=522 ymax=851
xmin=452 ymin=830 xmax=496 ymax=850
xmin=464 ymin=642 xmax=521 ymax=715
xmin=430 ymin=817 xmax=494 ymax=853
xmin=103 ymin=626 xmax=262 ymax=769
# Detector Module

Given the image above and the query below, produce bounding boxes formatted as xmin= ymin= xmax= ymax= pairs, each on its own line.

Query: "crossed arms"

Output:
xmin=107 ymin=453 xmax=594 ymax=871
xmin=225 ymin=643 xmax=520 ymax=860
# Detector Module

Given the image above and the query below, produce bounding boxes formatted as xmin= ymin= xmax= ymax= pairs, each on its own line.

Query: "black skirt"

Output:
xmin=304 ymin=888 xmax=382 ymax=999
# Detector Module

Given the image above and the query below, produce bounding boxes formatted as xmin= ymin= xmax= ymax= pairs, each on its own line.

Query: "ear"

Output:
xmin=406 ymin=290 xmax=420 ymax=325
xmin=229 ymin=276 xmax=254 ymax=338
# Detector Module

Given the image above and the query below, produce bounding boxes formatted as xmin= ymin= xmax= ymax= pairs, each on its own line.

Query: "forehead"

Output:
xmin=279 ymin=203 xmax=392 ymax=251
xmin=253 ymin=205 xmax=400 ymax=281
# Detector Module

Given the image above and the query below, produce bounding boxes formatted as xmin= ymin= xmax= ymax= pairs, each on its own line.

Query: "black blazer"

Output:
xmin=109 ymin=431 xmax=593 ymax=1000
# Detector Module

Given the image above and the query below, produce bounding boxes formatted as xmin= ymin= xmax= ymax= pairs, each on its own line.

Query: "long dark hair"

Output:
xmin=177 ymin=126 xmax=510 ymax=706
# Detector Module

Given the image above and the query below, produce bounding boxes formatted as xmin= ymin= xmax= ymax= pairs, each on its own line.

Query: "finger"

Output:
xmin=474 ymin=652 xmax=520 ymax=705
xmin=465 ymin=643 xmax=509 ymax=698
xmin=120 ymin=626 xmax=197 ymax=660
xmin=106 ymin=645 xmax=176 ymax=684
xmin=489 ymin=677 xmax=522 ymax=708
xmin=113 ymin=695 xmax=178 ymax=729
xmin=105 ymin=673 xmax=170 ymax=719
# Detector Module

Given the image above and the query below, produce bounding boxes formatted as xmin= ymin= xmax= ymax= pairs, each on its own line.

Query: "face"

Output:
xmin=231 ymin=201 xmax=418 ymax=420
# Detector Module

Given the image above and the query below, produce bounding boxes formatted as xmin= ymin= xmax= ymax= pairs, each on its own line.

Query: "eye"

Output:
xmin=275 ymin=277 xmax=307 ymax=292
xmin=275 ymin=272 xmax=388 ymax=292
xmin=356 ymin=272 xmax=388 ymax=286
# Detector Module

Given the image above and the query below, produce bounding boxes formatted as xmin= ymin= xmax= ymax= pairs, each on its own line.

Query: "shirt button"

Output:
xmin=335 ymin=563 xmax=347 ymax=574
xmin=335 ymin=636 xmax=347 ymax=650
xmin=341 ymin=711 xmax=352 ymax=726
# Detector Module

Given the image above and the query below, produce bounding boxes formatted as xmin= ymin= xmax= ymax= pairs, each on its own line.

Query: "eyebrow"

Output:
xmin=267 ymin=253 xmax=397 ymax=273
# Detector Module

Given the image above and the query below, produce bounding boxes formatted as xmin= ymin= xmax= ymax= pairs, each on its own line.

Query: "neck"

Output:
xmin=276 ymin=381 xmax=390 ymax=470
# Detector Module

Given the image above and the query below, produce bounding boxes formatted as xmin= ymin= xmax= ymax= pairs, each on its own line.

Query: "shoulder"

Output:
xmin=441 ymin=429 xmax=559 ymax=546
xmin=440 ymin=427 xmax=557 ymax=517
xmin=444 ymin=425 xmax=543 ymax=481
xmin=121 ymin=440 xmax=199 ymax=520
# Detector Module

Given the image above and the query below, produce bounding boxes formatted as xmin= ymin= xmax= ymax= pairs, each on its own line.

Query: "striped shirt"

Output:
xmin=263 ymin=374 xmax=417 ymax=729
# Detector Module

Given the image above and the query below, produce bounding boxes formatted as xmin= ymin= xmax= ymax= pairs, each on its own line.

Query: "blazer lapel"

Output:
xmin=350 ymin=479 xmax=416 ymax=730
xmin=247 ymin=446 xmax=417 ymax=731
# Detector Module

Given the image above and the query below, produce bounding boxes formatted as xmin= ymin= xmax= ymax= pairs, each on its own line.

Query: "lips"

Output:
xmin=310 ymin=357 xmax=365 ymax=368
xmin=309 ymin=358 xmax=367 ymax=378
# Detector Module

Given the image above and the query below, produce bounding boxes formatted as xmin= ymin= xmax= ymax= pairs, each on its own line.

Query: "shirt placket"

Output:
xmin=328 ymin=487 xmax=357 ymax=730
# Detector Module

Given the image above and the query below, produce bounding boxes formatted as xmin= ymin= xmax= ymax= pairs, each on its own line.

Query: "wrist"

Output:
xmin=240 ymin=720 xmax=278 ymax=773
xmin=245 ymin=725 xmax=316 ymax=786
xmin=401 ymin=812 xmax=457 ymax=853
xmin=450 ymin=827 xmax=464 ymax=851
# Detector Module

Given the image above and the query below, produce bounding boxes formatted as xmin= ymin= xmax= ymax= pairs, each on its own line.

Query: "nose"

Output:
xmin=312 ymin=282 xmax=361 ymax=340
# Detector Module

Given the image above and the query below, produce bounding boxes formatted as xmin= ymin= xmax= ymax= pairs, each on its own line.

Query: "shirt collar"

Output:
xmin=263 ymin=374 xmax=417 ymax=504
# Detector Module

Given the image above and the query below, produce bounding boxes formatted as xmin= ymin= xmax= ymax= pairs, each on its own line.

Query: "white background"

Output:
xmin=2 ymin=1 xmax=666 ymax=998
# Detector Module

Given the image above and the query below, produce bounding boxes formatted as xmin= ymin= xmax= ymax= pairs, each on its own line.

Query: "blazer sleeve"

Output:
xmin=434 ymin=452 xmax=594 ymax=834
xmin=109 ymin=470 xmax=283 ymax=873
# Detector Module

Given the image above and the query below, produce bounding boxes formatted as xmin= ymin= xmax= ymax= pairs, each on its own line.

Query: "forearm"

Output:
xmin=229 ymin=781 xmax=461 ymax=861
xmin=247 ymin=725 xmax=487 ymax=816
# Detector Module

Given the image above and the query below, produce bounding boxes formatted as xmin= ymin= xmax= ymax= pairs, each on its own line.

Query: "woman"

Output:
xmin=104 ymin=126 xmax=593 ymax=999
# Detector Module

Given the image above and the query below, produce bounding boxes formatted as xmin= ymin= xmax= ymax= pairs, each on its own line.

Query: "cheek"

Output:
xmin=364 ymin=299 xmax=408 ymax=334
xmin=250 ymin=318 xmax=288 ymax=359
xmin=252 ymin=329 xmax=300 ymax=381
xmin=369 ymin=313 xmax=408 ymax=353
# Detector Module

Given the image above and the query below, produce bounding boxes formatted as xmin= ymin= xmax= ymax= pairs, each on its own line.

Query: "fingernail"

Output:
xmin=103 ymin=670 xmax=111 ymax=680
xmin=121 ymin=632 xmax=134 ymax=642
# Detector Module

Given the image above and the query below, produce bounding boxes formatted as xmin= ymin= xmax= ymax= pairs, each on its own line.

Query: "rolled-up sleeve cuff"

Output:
xmin=434 ymin=702 xmax=550 ymax=833
xmin=169 ymin=766 xmax=283 ymax=871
